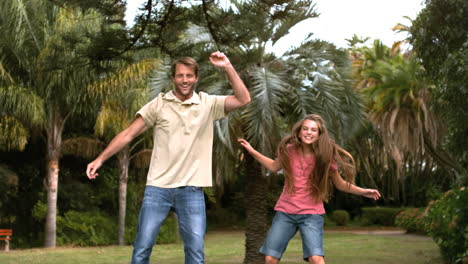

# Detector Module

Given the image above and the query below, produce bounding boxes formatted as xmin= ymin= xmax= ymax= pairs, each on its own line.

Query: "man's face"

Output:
xmin=172 ymin=63 xmax=199 ymax=101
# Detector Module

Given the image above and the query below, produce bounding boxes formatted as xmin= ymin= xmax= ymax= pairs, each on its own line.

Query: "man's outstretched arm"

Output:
xmin=86 ymin=116 xmax=148 ymax=179
xmin=209 ymin=51 xmax=251 ymax=113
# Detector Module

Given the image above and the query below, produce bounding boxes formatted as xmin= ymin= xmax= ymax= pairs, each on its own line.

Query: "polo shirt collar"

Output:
xmin=163 ymin=90 xmax=200 ymax=105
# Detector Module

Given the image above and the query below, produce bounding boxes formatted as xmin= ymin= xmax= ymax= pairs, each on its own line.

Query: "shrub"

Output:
xmin=395 ymin=208 xmax=427 ymax=234
xmin=332 ymin=210 xmax=350 ymax=226
xmin=425 ymin=187 xmax=468 ymax=264
xmin=360 ymin=207 xmax=404 ymax=226
xmin=57 ymin=210 xmax=117 ymax=246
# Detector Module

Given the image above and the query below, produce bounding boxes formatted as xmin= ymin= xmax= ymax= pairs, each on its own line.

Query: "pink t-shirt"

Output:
xmin=274 ymin=144 xmax=337 ymax=215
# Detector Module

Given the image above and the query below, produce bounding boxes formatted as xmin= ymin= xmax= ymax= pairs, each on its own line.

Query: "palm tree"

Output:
xmin=0 ymin=1 xmax=125 ymax=247
xmin=350 ymin=39 xmax=463 ymax=203
xmin=62 ymin=58 xmax=160 ymax=245
xmin=91 ymin=59 xmax=159 ymax=245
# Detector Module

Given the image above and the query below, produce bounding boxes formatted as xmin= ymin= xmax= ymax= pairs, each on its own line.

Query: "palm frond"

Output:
xmin=131 ymin=149 xmax=152 ymax=169
xmin=270 ymin=1 xmax=318 ymax=45
xmin=0 ymin=163 xmax=19 ymax=187
xmin=62 ymin=137 xmax=105 ymax=159
xmin=0 ymin=85 xmax=45 ymax=127
xmin=242 ymin=65 xmax=287 ymax=155
xmin=0 ymin=61 xmax=15 ymax=85
xmin=0 ymin=0 xmax=45 ymax=53
xmin=0 ymin=115 xmax=29 ymax=151
xmin=149 ymin=61 xmax=173 ymax=99
xmin=213 ymin=114 xmax=242 ymax=186
xmin=94 ymin=104 xmax=132 ymax=138
xmin=182 ymin=24 xmax=213 ymax=46
xmin=353 ymin=40 xmax=444 ymax=176
xmin=283 ymin=39 xmax=366 ymax=140
xmin=89 ymin=59 xmax=161 ymax=98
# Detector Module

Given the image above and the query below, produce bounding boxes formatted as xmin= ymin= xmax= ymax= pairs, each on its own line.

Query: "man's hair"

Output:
xmin=171 ymin=57 xmax=199 ymax=77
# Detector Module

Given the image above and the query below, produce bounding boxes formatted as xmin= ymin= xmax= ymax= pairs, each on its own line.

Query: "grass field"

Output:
xmin=0 ymin=229 xmax=443 ymax=264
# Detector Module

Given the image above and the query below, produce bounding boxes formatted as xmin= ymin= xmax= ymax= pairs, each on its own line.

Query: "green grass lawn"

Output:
xmin=0 ymin=230 xmax=443 ymax=264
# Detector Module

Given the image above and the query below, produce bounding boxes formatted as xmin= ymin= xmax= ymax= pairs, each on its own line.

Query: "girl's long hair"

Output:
xmin=277 ymin=114 xmax=356 ymax=202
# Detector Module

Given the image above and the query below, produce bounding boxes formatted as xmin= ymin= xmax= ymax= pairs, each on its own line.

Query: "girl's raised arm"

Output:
xmin=238 ymin=139 xmax=282 ymax=173
xmin=331 ymin=170 xmax=381 ymax=200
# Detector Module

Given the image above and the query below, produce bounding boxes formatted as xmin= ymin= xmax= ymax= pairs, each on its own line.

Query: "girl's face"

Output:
xmin=299 ymin=120 xmax=320 ymax=145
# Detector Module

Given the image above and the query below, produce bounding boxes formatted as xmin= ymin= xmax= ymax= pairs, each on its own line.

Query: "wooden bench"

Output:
xmin=0 ymin=229 xmax=12 ymax=252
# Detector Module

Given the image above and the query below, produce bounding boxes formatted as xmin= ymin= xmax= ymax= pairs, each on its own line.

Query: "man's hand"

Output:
xmin=209 ymin=51 xmax=232 ymax=69
xmin=86 ymin=159 xmax=103 ymax=179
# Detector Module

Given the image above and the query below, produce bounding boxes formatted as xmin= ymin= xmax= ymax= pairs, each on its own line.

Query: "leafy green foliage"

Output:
xmin=332 ymin=210 xmax=350 ymax=226
xmin=425 ymin=187 xmax=468 ymax=263
xmin=410 ymin=0 xmax=468 ymax=181
xmin=56 ymin=210 xmax=117 ymax=246
xmin=360 ymin=207 xmax=404 ymax=226
xmin=394 ymin=208 xmax=427 ymax=234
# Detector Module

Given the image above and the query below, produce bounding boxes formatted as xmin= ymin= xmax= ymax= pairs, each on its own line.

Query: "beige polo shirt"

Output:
xmin=136 ymin=90 xmax=227 ymax=188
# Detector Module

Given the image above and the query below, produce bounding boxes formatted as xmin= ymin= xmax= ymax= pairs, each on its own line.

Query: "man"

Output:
xmin=86 ymin=51 xmax=250 ymax=264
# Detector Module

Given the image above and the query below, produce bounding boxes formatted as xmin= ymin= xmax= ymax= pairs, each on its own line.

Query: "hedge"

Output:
xmin=425 ymin=187 xmax=467 ymax=264
xmin=360 ymin=207 xmax=404 ymax=226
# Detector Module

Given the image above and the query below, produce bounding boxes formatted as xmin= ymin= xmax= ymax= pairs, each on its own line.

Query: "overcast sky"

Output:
xmin=125 ymin=0 xmax=424 ymax=54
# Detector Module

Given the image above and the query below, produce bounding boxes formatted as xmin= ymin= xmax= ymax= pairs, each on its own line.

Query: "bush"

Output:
xmin=360 ymin=207 xmax=404 ymax=226
xmin=332 ymin=210 xmax=350 ymax=226
xmin=57 ymin=210 xmax=117 ymax=246
xmin=395 ymin=208 xmax=427 ymax=234
xmin=425 ymin=187 xmax=468 ymax=264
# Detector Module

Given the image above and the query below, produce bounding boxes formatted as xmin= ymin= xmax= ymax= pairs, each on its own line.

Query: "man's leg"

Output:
xmin=132 ymin=186 xmax=172 ymax=264
xmin=175 ymin=186 xmax=206 ymax=264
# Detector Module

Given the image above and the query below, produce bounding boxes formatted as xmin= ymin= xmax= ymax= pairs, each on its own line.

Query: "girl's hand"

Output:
xmin=362 ymin=189 xmax=381 ymax=200
xmin=238 ymin=139 xmax=254 ymax=153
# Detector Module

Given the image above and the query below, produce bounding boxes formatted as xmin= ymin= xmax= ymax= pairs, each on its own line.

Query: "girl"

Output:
xmin=238 ymin=114 xmax=381 ymax=264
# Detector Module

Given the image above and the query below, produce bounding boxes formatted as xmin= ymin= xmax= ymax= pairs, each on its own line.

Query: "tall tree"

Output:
xmin=0 ymin=0 xmax=126 ymax=247
xmin=87 ymin=58 xmax=158 ymax=245
xmin=350 ymin=39 xmax=462 ymax=203
xmin=409 ymin=0 xmax=468 ymax=184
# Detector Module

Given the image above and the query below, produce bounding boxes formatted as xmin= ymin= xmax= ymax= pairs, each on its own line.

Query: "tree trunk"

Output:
xmin=117 ymin=148 xmax=130 ymax=246
xmin=44 ymin=113 xmax=64 ymax=248
xmin=243 ymin=154 xmax=268 ymax=264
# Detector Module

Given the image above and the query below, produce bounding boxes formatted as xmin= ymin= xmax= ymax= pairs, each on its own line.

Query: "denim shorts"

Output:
xmin=259 ymin=211 xmax=324 ymax=261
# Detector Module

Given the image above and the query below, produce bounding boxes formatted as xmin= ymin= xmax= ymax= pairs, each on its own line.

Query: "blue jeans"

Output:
xmin=131 ymin=186 xmax=206 ymax=264
xmin=259 ymin=211 xmax=325 ymax=261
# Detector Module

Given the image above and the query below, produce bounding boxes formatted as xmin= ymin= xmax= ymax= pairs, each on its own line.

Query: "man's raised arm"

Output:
xmin=209 ymin=51 xmax=251 ymax=113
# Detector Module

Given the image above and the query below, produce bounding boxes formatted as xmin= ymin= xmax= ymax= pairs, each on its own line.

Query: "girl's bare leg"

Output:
xmin=265 ymin=255 xmax=280 ymax=264
xmin=308 ymin=255 xmax=325 ymax=264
